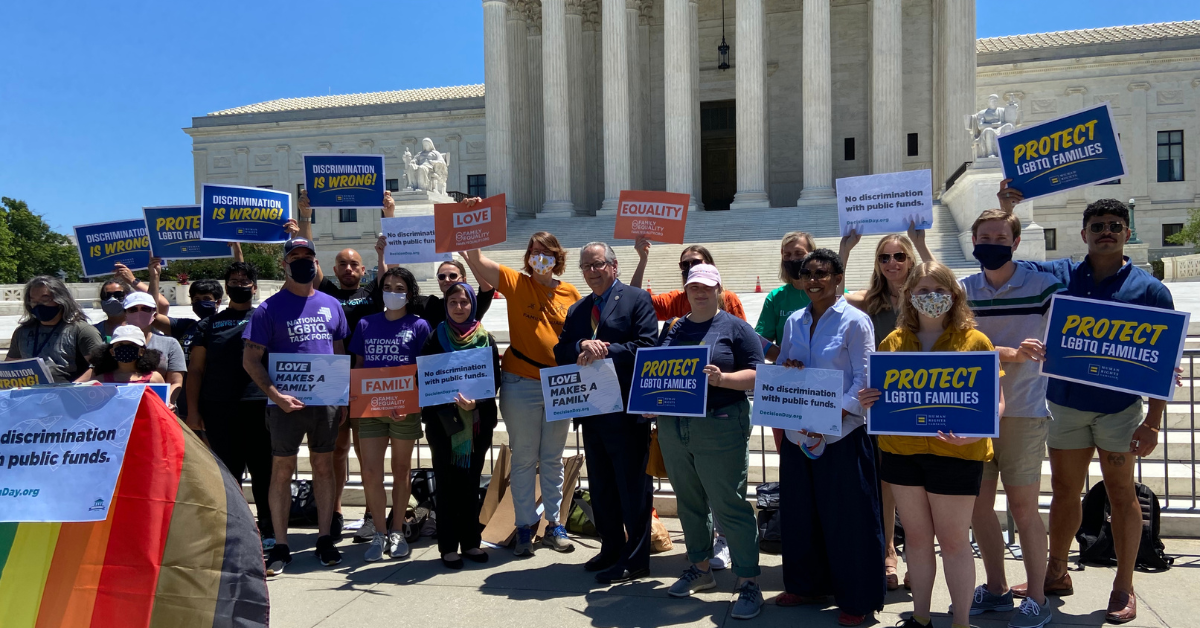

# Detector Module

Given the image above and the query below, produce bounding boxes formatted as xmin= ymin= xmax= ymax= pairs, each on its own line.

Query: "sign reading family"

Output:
xmin=434 ymin=194 xmax=507 ymax=253
xmin=1041 ymin=295 xmax=1188 ymax=400
xmin=143 ymin=206 xmax=233 ymax=260
xmin=539 ymin=360 xmax=625 ymax=421
xmin=350 ymin=365 xmax=420 ymax=418
xmin=267 ymin=354 xmax=351 ymax=407
xmin=416 ymin=347 xmax=497 ymax=406
xmin=867 ymin=351 xmax=1000 ymax=437
xmin=835 ymin=169 xmax=934 ymax=237
xmin=751 ymin=365 xmax=844 ymax=436
xmin=613 ymin=190 xmax=690 ymax=244
xmin=381 ymin=216 xmax=452 ymax=266
xmin=303 ymin=154 xmax=385 ymax=209
xmin=201 ymin=183 xmax=292 ymax=243
xmin=74 ymin=219 xmax=151 ymax=278
xmin=998 ymin=102 xmax=1127 ymax=201
xmin=627 ymin=346 xmax=710 ymax=418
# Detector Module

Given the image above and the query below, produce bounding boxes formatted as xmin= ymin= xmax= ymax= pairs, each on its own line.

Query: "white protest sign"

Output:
xmin=0 ymin=385 xmax=142 ymax=522
xmin=836 ymin=169 xmax=933 ymax=236
xmin=751 ymin=365 xmax=844 ymax=436
xmin=416 ymin=347 xmax=496 ymax=406
xmin=381 ymin=216 xmax=452 ymax=266
xmin=268 ymin=353 xmax=351 ymax=406
xmin=539 ymin=359 xmax=625 ymax=421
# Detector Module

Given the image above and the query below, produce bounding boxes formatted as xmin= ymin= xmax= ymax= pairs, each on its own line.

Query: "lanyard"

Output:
xmin=30 ymin=322 xmax=62 ymax=357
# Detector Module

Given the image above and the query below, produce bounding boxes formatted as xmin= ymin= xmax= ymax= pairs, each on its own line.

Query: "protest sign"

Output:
xmin=74 ymin=219 xmax=151 ymax=278
xmin=998 ymin=102 xmax=1127 ymax=201
xmin=0 ymin=359 xmax=53 ymax=390
xmin=1041 ymin=295 xmax=1188 ymax=399
xmin=434 ymin=194 xmax=507 ymax=252
xmin=539 ymin=360 xmax=625 ymax=421
xmin=267 ymin=354 xmax=351 ymax=406
xmin=350 ymin=365 xmax=420 ymax=418
xmin=143 ymin=205 xmax=232 ymax=260
xmin=613 ymin=190 xmax=690 ymax=244
xmin=751 ymin=365 xmax=844 ymax=436
xmin=381 ymin=215 xmax=453 ymax=266
xmin=416 ymin=347 xmax=497 ymax=406
xmin=303 ymin=154 xmax=385 ymax=208
xmin=0 ymin=385 xmax=142 ymax=522
xmin=867 ymin=352 xmax=1000 ymax=437
xmin=836 ymin=169 xmax=933 ymax=236
xmin=200 ymin=183 xmax=292 ymax=243
xmin=627 ymin=346 xmax=710 ymax=417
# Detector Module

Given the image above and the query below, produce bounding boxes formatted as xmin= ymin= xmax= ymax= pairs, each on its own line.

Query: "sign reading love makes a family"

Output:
xmin=434 ymin=193 xmax=507 ymax=253
xmin=614 ymin=190 xmax=690 ymax=244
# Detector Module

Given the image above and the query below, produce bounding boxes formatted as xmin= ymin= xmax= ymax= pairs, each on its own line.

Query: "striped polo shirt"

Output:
xmin=963 ymin=264 xmax=1065 ymax=418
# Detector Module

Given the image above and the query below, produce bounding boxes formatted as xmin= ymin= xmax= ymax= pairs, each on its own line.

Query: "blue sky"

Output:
xmin=3 ymin=0 xmax=1197 ymax=231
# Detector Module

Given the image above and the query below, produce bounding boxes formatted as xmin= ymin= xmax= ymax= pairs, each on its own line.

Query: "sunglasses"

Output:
xmin=1088 ymin=221 xmax=1126 ymax=234
xmin=102 ymin=291 xmax=126 ymax=301
xmin=437 ymin=272 xmax=462 ymax=281
xmin=678 ymin=259 xmax=706 ymax=272
xmin=799 ymin=269 xmax=834 ymax=280
xmin=126 ymin=306 xmax=155 ymax=313
xmin=877 ymin=252 xmax=909 ymax=264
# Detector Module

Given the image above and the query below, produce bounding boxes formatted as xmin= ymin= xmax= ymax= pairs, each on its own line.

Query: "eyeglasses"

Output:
xmin=102 ymin=291 xmax=125 ymax=301
xmin=678 ymin=259 xmax=706 ymax=272
xmin=579 ymin=261 xmax=611 ymax=272
xmin=877 ymin=252 xmax=909 ymax=264
xmin=1088 ymin=221 xmax=1126 ymax=234
xmin=799 ymin=269 xmax=834 ymax=280
xmin=126 ymin=306 xmax=155 ymax=313
xmin=437 ymin=272 xmax=462 ymax=281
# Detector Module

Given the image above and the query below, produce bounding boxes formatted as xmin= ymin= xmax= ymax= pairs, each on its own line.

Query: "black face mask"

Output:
xmin=782 ymin=259 xmax=806 ymax=280
xmin=972 ymin=243 xmax=1014 ymax=271
xmin=113 ymin=344 xmax=141 ymax=364
xmin=32 ymin=304 xmax=61 ymax=322
xmin=192 ymin=300 xmax=219 ymax=319
xmin=227 ymin=285 xmax=254 ymax=304
xmin=288 ymin=258 xmax=317 ymax=284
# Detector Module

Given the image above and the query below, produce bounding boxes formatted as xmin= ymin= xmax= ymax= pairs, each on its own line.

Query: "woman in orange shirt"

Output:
xmin=628 ymin=237 xmax=747 ymax=321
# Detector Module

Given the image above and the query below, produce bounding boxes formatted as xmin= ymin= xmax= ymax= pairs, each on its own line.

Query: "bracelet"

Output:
xmin=1142 ymin=424 xmax=1160 ymax=432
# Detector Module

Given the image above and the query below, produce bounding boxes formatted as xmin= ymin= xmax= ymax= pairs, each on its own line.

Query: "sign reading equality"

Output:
xmin=434 ymin=193 xmax=507 ymax=253
xmin=998 ymin=102 xmax=1127 ymax=201
xmin=613 ymin=190 xmax=691 ymax=244
xmin=350 ymin=365 xmax=420 ymax=418
xmin=751 ymin=365 xmax=844 ymax=436
xmin=416 ymin=347 xmax=497 ymax=407
xmin=381 ymin=215 xmax=453 ymax=266
xmin=1041 ymin=294 xmax=1188 ymax=400
xmin=627 ymin=346 xmax=711 ymax=418
xmin=200 ymin=183 xmax=292 ymax=243
xmin=867 ymin=351 xmax=1000 ymax=437
xmin=835 ymin=169 xmax=934 ymax=237
xmin=539 ymin=360 xmax=625 ymax=422
xmin=267 ymin=353 xmax=351 ymax=407
xmin=74 ymin=219 xmax=151 ymax=278
xmin=303 ymin=154 xmax=386 ymax=209
xmin=143 ymin=205 xmax=233 ymax=260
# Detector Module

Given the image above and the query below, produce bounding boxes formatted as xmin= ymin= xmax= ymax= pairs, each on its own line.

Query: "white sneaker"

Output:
xmin=353 ymin=517 xmax=376 ymax=544
xmin=387 ymin=532 xmax=410 ymax=558
xmin=711 ymin=535 xmax=730 ymax=570
xmin=364 ymin=533 xmax=385 ymax=562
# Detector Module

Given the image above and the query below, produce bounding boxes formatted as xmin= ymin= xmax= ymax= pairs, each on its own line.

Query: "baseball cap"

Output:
xmin=110 ymin=324 xmax=146 ymax=347
xmin=685 ymin=264 xmax=721 ymax=288
xmin=284 ymin=238 xmax=316 ymax=256
xmin=122 ymin=292 xmax=157 ymax=310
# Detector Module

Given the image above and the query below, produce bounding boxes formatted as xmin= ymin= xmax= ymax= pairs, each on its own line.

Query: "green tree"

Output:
xmin=1166 ymin=208 xmax=1200 ymax=251
xmin=1 ymin=197 xmax=83 ymax=282
xmin=0 ymin=204 xmax=17 ymax=283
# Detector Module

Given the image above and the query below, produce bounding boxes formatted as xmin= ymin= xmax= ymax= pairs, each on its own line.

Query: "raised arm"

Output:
xmin=230 ymin=242 xmax=244 ymax=263
xmin=463 ymin=249 xmax=502 ymax=290
xmin=908 ymin=221 xmax=935 ymax=263
xmin=146 ymin=258 xmax=174 ymax=335
xmin=629 ymin=236 xmax=651 ymax=289
xmin=837 ymin=229 xmax=861 ymax=292
xmin=997 ymin=178 xmax=1023 ymax=215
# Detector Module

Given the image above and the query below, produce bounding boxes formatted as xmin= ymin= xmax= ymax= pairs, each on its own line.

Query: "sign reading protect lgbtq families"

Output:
xmin=143 ymin=206 xmax=233 ymax=260
xmin=0 ymin=385 xmax=141 ymax=522
xmin=350 ymin=365 xmax=419 ymax=418
xmin=751 ymin=365 xmax=844 ymax=436
xmin=74 ymin=219 xmax=151 ymax=278
xmin=867 ymin=352 xmax=1000 ymax=437
xmin=381 ymin=216 xmax=452 ymax=266
xmin=627 ymin=346 xmax=710 ymax=417
xmin=201 ymin=183 xmax=292 ymax=243
xmin=267 ymin=353 xmax=351 ymax=407
xmin=614 ymin=190 xmax=690 ymax=244
xmin=0 ymin=359 xmax=53 ymax=390
xmin=1042 ymin=295 xmax=1188 ymax=399
xmin=416 ymin=347 xmax=497 ymax=406
xmin=998 ymin=102 xmax=1127 ymax=201
xmin=836 ymin=169 xmax=934 ymax=236
xmin=434 ymin=193 xmax=507 ymax=253
xmin=303 ymin=154 xmax=385 ymax=209
xmin=540 ymin=360 xmax=625 ymax=421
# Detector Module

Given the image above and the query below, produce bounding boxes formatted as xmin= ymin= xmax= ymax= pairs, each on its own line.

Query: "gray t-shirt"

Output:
xmin=146 ymin=333 xmax=187 ymax=376
xmin=7 ymin=320 xmax=103 ymax=382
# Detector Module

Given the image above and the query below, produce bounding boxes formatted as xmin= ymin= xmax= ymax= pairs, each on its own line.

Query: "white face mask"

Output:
xmin=910 ymin=292 xmax=953 ymax=319
xmin=530 ymin=253 xmax=556 ymax=275
xmin=382 ymin=291 xmax=408 ymax=311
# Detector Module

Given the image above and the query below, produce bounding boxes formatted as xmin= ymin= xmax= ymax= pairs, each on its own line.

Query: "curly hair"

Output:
xmin=896 ymin=262 xmax=976 ymax=334
xmin=862 ymin=235 xmax=919 ymax=316
xmin=800 ymin=248 xmax=845 ymax=276
xmin=87 ymin=344 xmax=162 ymax=376
xmin=380 ymin=266 xmax=420 ymax=299
xmin=1082 ymin=198 xmax=1130 ymax=229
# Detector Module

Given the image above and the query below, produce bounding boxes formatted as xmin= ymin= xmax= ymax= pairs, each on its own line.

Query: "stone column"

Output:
xmin=799 ymin=0 xmax=834 ymax=202
xmin=542 ymin=0 xmax=575 ymax=215
xmin=731 ymin=0 xmax=771 ymax=209
xmin=639 ymin=1 xmax=653 ymax=190
xmin=446 ymin=135 xmax=462 ymax=192
xmin=625 ymin=0 xmax=644 ymax=190
xmin=1128 ymin=82 xmax=1151 ymax=200
xmin=567 ymin=0 xmax=588 ymax=211
xmin=599 ymin=0 xmax=631 ymax=214
xmin=938 ymin=0 xmax=975 ymax=192
xmin=689 ymin=0 xmax=703 ymax=209
xmin=236 ymin=147 xmax=249 ymax=184
xmin=192 ymin=148 xmax=207 ymax=202
xmin=870 ymin=0 xmax=903 ymax=174
xmin=583 ymin=2 xmax=602 ymax=213
xmin=527 ymin=5 xmax=546 ymax=213
xmin=507 ymin=2 xmax=534 ymax=215
xmin=483 ymin=0 xmax=514 ymax=211
xmin=664 ymin=0 xmax=696 ymax=208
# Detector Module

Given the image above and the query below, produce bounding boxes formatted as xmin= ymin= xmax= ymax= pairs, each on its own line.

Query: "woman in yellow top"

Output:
xmin=858 ymin=261 xmax=1005 ymax=628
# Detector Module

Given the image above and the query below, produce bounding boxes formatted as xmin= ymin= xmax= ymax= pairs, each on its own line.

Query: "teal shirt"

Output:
xmin=754 ymin=283 xmax=811 ymax=343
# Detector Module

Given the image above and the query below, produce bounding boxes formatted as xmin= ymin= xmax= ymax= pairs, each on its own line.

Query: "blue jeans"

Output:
xmin=500 ymin=372 xmax=571 ymax=528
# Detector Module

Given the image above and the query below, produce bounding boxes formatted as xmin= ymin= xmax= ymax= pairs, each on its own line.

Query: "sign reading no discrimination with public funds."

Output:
xmin=836 ymin=170 xmax=934 ymax=237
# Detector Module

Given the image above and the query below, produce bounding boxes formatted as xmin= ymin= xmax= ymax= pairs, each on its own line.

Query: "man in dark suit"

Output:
xmin=554 ymin=241 xmax=659 ymax=584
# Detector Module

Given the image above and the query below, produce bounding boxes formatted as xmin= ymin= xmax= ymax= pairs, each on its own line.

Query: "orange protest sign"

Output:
xmin=434 ymin=193 xmax=508 ymax=252
xmin=349 ymin=365 xmax=420 ymax=418
xmin=613 ymin=190 xmax=690 ymax=244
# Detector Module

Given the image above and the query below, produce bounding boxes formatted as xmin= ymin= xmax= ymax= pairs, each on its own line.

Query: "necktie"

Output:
xmin=590 ymin=295 xmax=601 ymax=338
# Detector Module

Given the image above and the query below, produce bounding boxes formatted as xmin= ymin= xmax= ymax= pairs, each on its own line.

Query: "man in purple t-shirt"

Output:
xmin=243 ymin=237 xmax=349 ymax=575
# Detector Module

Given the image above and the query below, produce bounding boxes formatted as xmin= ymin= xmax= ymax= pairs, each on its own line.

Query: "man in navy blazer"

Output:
xmin=554 ymin=241 xmax=659 ymax=584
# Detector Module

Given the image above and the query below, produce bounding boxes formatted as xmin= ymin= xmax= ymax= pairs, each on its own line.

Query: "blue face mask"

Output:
xmin=288 ymin=258 xmax=317 ymax=284
xmin=32 ymin=304 xmax=61 ymax=322
xmin=192 ymin=300 xmax=219 ymax=319
xmin=972 ymin=243 xmax=1013 ymax=271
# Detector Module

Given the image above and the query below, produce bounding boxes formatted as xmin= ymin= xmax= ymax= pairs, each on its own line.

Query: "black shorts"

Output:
xmin=880 ymin=452 xmax=984 ymax=496
xmin=266 ymin=405 xmax=339 ymax=457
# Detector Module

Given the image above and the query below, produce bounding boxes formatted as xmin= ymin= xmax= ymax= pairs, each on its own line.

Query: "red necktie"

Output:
xmin=591 ymin=296 xmax=601 ymax=337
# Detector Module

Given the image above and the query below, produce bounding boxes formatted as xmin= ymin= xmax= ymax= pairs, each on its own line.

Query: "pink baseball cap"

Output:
xmin=685 ymin=264 xmax=721 ymax=288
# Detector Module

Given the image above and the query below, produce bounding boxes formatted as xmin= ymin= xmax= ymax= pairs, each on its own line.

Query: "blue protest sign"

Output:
xmin=200 ymin=184 xmax=292 ymax=243
xmin=74 ymin=219 xmax=151 ymax=278
xmin=868 ymin=352 xmax=1000 ymax=437
xmin=998 ymin=102 xmax=1127 ymax=201
xmin=143 ymin=206 xmax=233 ymax=260
xmin=0 ymin=358 xmax=53 ymax=390
xmin=268 ymin=354 xmax=351 ymax=406
xmin=627 ymin=346 xmax=711 ymax=418
xmin=416 ymin=347 xmax=497 ymax=406
xmin=304 ymin=154 xmax=385 ymax=208
xmin=1041 ymin=295 xmax=1188 ymax=400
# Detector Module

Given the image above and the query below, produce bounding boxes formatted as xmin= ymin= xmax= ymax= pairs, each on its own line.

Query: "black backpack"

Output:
xmin=756 ymin=482 xmax=783 ymax=554
xmin=289 ymin=479 xmax=318 ymax=525
xmin=1076 ymin=481 xmax=1173 ymax=572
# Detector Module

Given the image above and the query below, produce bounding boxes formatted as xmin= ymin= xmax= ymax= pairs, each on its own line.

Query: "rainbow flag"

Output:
xmin=0 ymin=389 xmax=269 ymax=627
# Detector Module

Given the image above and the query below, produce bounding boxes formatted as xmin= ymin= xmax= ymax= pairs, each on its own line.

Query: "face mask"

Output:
xmin=973 ymin=243 xmax=1014 ymax=271
xmin=125 ymin=310 xmax=154 ymax=329
xmin=227 ymin=285 xmax=254 ymax=304
xmin=101 ymin=298 xmax=126 ymax=317
xmin=910 ymin=292 xmax=954 ymax=319
xmin=192 ymin=300 xmax=219 ymax=319
xmin=782 ymin=259 xmax=806 ymax=280
xmin=32 ymin=304 xmax=61 ymax=322
xmin=382 ymin=291 xmax=408 ymax=311
xmin=112 ymin=344 xmax=141 ymax=364
xmin=529 ymin=254 xmax=555 ymax=275
xmin=288 ymin=258 xmax=317 ymax=284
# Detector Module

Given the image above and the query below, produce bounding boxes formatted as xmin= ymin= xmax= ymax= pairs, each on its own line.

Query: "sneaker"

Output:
xmin=387 ymin=531 xmax=410 ymax=558
xmin=956 ymin=584 xmax=1015 ymax=616
xmin=893 ymin=619 xmax=927 ymax=628
xmin=265 ymin=545 xmax=291 ymax=576
xmin=261 ymin=535 xmax=276 ymax=553
xmin=731 ymin=581 xmax=764 ymax=620
xmin=513 ymin=526 xmax=534 ymax=556
xmin=1009 ymin=597 xmax=1053 ymax=628
xmin=315 ymin=535 xmax=341 ymax=566
xmin=329 ymin=512 xmax=345 ymax=543
xmin=542 ymin=524 xmax=575 ymax=553
xmin=353 ymin=516 xmax=376 ymax=544
xmin=668 ymin=565 xmax=716 ymax=598
xmin=364 ymin=533 xmax=386 ymax=562
xmin=711 ymin=535 xmax=731 ymax=570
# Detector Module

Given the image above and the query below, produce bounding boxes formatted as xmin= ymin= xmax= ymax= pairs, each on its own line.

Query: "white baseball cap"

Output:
xmin=685 ymin=264 xmax=722 ymax=288
xmin=122 ymin=292 xmax=157 ymax=310
xmin=110 ymin=324 xmax=146 ymax=347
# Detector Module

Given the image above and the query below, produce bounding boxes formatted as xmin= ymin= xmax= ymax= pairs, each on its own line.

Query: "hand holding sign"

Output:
xmin=434 ymin=194 xmax=507 ymax=253
xmin=614 ymin=190 xmax=690 ymax=244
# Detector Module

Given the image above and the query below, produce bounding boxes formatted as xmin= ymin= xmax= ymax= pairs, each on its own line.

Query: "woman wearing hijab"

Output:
xmin=420 ymin=282 xmax=502 ymax=569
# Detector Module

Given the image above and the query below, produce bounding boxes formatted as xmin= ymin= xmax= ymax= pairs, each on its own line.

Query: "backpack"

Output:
xmin=288 ymin=479 xmax=318 ymax=526
xmin=1076 ymin=481 xmax=1173 ymax=572
xmin=405 ymin=469 xmax=438 ymax=543
xmin=756 ymin=482 xmax=783 ymax=554
xmin=566 ymin=488 xmax=598 ymax=536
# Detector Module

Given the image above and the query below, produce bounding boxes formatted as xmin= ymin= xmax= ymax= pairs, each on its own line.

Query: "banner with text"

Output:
xmin=836 ymin=169 xmax=933 ymax=236
xmin=267 ymin=353 xmax=351 ymax=407
xmin=416 ymin=347 xmax=497 ymax=406
xmin=751 ymin=365 xmax=844 ymax=436
xmin=303 ymin=154 xmax=385 ymax=209
xmin=627 ymin=346 xmax=711 ymax=418
xmin=381 ymin=215 xmax=453 ymax=266
xmin=0 ymin=359 xmax=53 ymax=390
xmin=350 ymin=365 xmax=420 ymax=418
xmin=539 ymin=360 xmax=625 ymax=421
xmin=1041 ymin=295 xmax=1188 ymax=400
xmin=0 ymin=385 xmax=142 ymax=522
xmin=143 ymin=205 xmax=233 ymax=260
xmin=74 ymin=219 xmax=151 ymax=278
xmin=998 ymin=102 xmax=1127 ymax=201
xmin=434 ymin=194 xmax=507 ymax=252
xmin=201 ymin=183 xmax=292 ymax=243
xmin=868 ymin=351 xmax=1000 ymax=437
xmin=613 ymin=190 xmax=690 ymax=244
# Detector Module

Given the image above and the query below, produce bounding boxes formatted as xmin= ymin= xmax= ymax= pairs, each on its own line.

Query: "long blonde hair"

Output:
xmin=863 ymin=234 xmax=918 ymax=315
xmin=778 ymin=231 xmax=816 ymax=283
xmin=896 ymin=261 xmax=976 ymax=334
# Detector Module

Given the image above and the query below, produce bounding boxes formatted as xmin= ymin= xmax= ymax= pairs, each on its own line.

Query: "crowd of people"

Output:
xmin=4 ymin=183 xmax=1177 ymax=627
